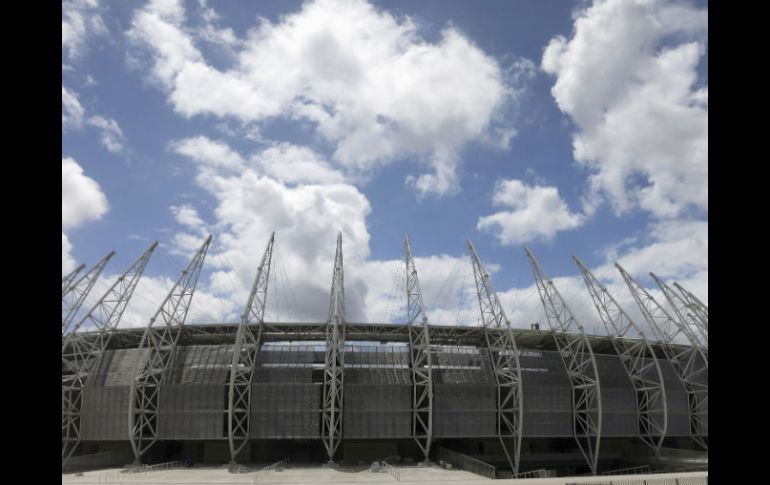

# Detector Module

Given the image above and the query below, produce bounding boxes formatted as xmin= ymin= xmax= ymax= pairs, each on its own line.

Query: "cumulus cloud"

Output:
xmin=127 ymin=0 xmax=518 ymax=197
xmin=62 ymin=86 xmax=85 ymax=130
xmin=62 ymin=0 xmax=109 ymax=61
xmin=62 ymin=157 xmax=110 ymax=275
xmin=86 ymin=115 xmax=127 ymax=153
xmin=63 ymin=85 xmax=129 ymax=154
xmin=477 ymin=179 xmax=585 ymax=244
xmin=252 ymin=143 xmax=345 ymax=185
xmin=542 ymin=0 xmax=708 ymax=218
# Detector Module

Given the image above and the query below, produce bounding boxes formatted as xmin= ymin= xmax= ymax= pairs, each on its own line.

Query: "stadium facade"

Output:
xmin=62 ymin=233 xmax=708 ymax=478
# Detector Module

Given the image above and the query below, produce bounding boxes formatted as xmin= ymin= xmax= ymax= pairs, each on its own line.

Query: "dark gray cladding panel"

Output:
xmin=520 ymin=350 xmax=572 ymax=437
xmin=343 ymin=384 xmax=411 ymax=438
xmin=250 ymin=383 xmax=321 ymax=438
xmin=254 ymin=345 xmax=316 ymax=383
xmin=432 ymin=347 xmax=495 ymax=384
xmin=165 ymin=345 xmax=233 ymax=385
xmin=80 ymin=385 xmax=130 ymax=441
xmin=89 ymin=349 xmax=149 ymax=386
xmin=157 ymin=384 xmax=225 ymax=439
xmin=659 ymin=359 xmax=692 ymax=436
xmin=595 ymin=354 xmax=637 ymax=436
xmin=433 ymin=383 xmax=497 ymax=438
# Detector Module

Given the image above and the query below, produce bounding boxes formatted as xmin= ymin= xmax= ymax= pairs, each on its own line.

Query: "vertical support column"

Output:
xmin=128 ymin=236 xmax=212 ymax=464
xmin=525 ymin=247 xmax=602 ymax=475
xmin=404 ymin=236 xmax=434 ymax=460
xmin=322 ymin=232 xmax=345 ymax=463
xmin=62 ymin=241 xmax=158 ymax=469
xmin=227 ymin=233 xmax=274 ymax=465
xmin=617 ymin=264 xmax=707 ymax=450
xmin=467 ymin=240 xmax=523 ymax=477
xmin=573 ymin=256 xmax=667 ymax=455
xmin=651 ymin=273 xmax=707 ymax=349
xmin=62 ymin=251 xmax=115 ymax=335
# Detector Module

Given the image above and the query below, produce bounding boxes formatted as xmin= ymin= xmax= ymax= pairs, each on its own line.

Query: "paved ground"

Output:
xmin=62 ymin=464 xmax=708 ymax=484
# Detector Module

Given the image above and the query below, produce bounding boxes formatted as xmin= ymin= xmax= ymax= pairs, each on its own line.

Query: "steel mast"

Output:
xmin=672 ymin=282 xmax=708 ymax=332
xmin=525 ymin=247 xmax=602 ymax=475
xmin=468 ymin=240 xmax=523 ymax=477
xmin=128 ymin=235 xmax=212 ymax=464
xmin=62 ymin=241 xmax=158 ymax=468
xmin=226 ymin=232 xmax=275 ymax=465
xmin=404 ymin=236 xmax=434 ymax=460
xmin=650 ymin=273 xmax=707 ymax=348
xmin=573 ymin=256 xmax=667 ymax=455
xmin=322 ymin=233 xmax=346 ymax=463
xmin=62 ymin=251 xmax=115 ymax=335
xmin=616 ymin=264 xmax=707 ymax=449
xmin=62 ymin=264 xmax=86 ymax=295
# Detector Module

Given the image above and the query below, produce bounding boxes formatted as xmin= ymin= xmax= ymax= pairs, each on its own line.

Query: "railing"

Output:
xmin=123 ymin=461 xmax=183 ymax=473
xmin=566 ymin=476 xmax=707 ymax=485
xmin=253 ymin=458 xmax=287 ymax=483
xmin=600 ymin=465 xmax=651 ymax=475
xmin=518 ymin=468 xmax=549 ymax=478
xmin=435 ymin=446 xmax=496 ymax=479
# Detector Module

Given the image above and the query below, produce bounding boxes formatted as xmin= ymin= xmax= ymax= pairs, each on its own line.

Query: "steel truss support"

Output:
xmin=404 ymin=236 xmax=434 ymax=460
xmin=673 ymin=282 xmax=708 ymax=333
xmin=468 ymin=240 xmax=523 ymax=477
xmin=322 ymin=232 xmax=345 ymax=462
xmin=525 ymin=247 xmax=601 ymax=475
xmin=573 ymin=256 xmax=667 ymax=455
xmin=62 ymin=251 xmax=116 ymax=335
xmin=63 ymin=264 xmax=86 ymax=295
xmin=62 ymin=242 xmax=158 ymax=469
xmin=616 ymin=264 xmax=707 ymax=450
xmin=128 ymin=236 xmax=212 ymax=464
xmin=227 ymin=233 xmax=275 ymax=464
xmin=650 ymin=273 xmax=707 ymax=348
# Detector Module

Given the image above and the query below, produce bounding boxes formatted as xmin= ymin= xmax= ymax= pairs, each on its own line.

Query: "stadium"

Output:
xmin=62 ymin=233 xmax=708 ymax=480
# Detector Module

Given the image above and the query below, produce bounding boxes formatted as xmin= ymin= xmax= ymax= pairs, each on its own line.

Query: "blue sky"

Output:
xmin=62 ymin=0 xmax=708 ymax=335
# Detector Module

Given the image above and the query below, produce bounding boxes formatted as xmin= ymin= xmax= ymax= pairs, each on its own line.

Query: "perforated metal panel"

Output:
xmin=659 ymin=359 xmax=692 ymax=436
xmin=156 ymin=345 xmax=234 ymax=440
xmin=432 ymin=346 xmax=496 ymax=438
xmin=80 ymin=385 xmax=130 ymax=441
xmin=80 ymin=349 xmax=146 ymax=441
xmin=595 ymin=354 xmax=637 ymax=437
xmin=520 ymin=350 xmax=572 ymax=437
xmin=250 ymin=345 xmax=320 ymax=439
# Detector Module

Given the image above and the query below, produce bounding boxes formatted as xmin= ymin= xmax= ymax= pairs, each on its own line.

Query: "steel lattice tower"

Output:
xmin=525 ymin=247 xmax=602 ymax=476
xmin=573 ymin=256 xmax=667 ymax=455
xmin=468 ymin=240 xmax=523 ymax=477
xmin=404 ymin=236 xmax=434 ymax=460
xmin=226 ymin=233 xmax=274 ymax=464
xmin=62 ymin=251 xmax=115 ymax=335
xmin=62 ymin=241 xmax=158 ymax=469
xmin=322 ymin=233 xmax=345 ymax=462
xmin=617 ymin=264 xmax=707 ymax=450
xmin=128 ymin=236 xmax=212 ymax=464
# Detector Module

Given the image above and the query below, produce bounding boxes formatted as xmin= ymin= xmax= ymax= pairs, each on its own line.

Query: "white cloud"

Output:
xmin=170 ymin=135 xmax=245 ymax=170
xmin=63 ymin=85 xmax=129 ymax=154
xmin=127 ymin=0 xmax=518 ymax=197
xmin=542 ymin=0 xmax=707 ymax=218
xmin=62 ymin=157 xmax=109 ymax=230
xmin=62 ymin=233 xmax=77 ymax=276
xmin=251 ymin=143 xmax=344 ymax=185
xmin=87 ymin=115 xmax=127 ymax=153
xmin=62 ymin=157 xmax=110 ymax=275
xmin=477 ymin=179 xmax=585 ymax=244
xmin=62 ymin=86 xmax=85 ymax=130
xmin=62 ymin=0 xmax=109 ymax=61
